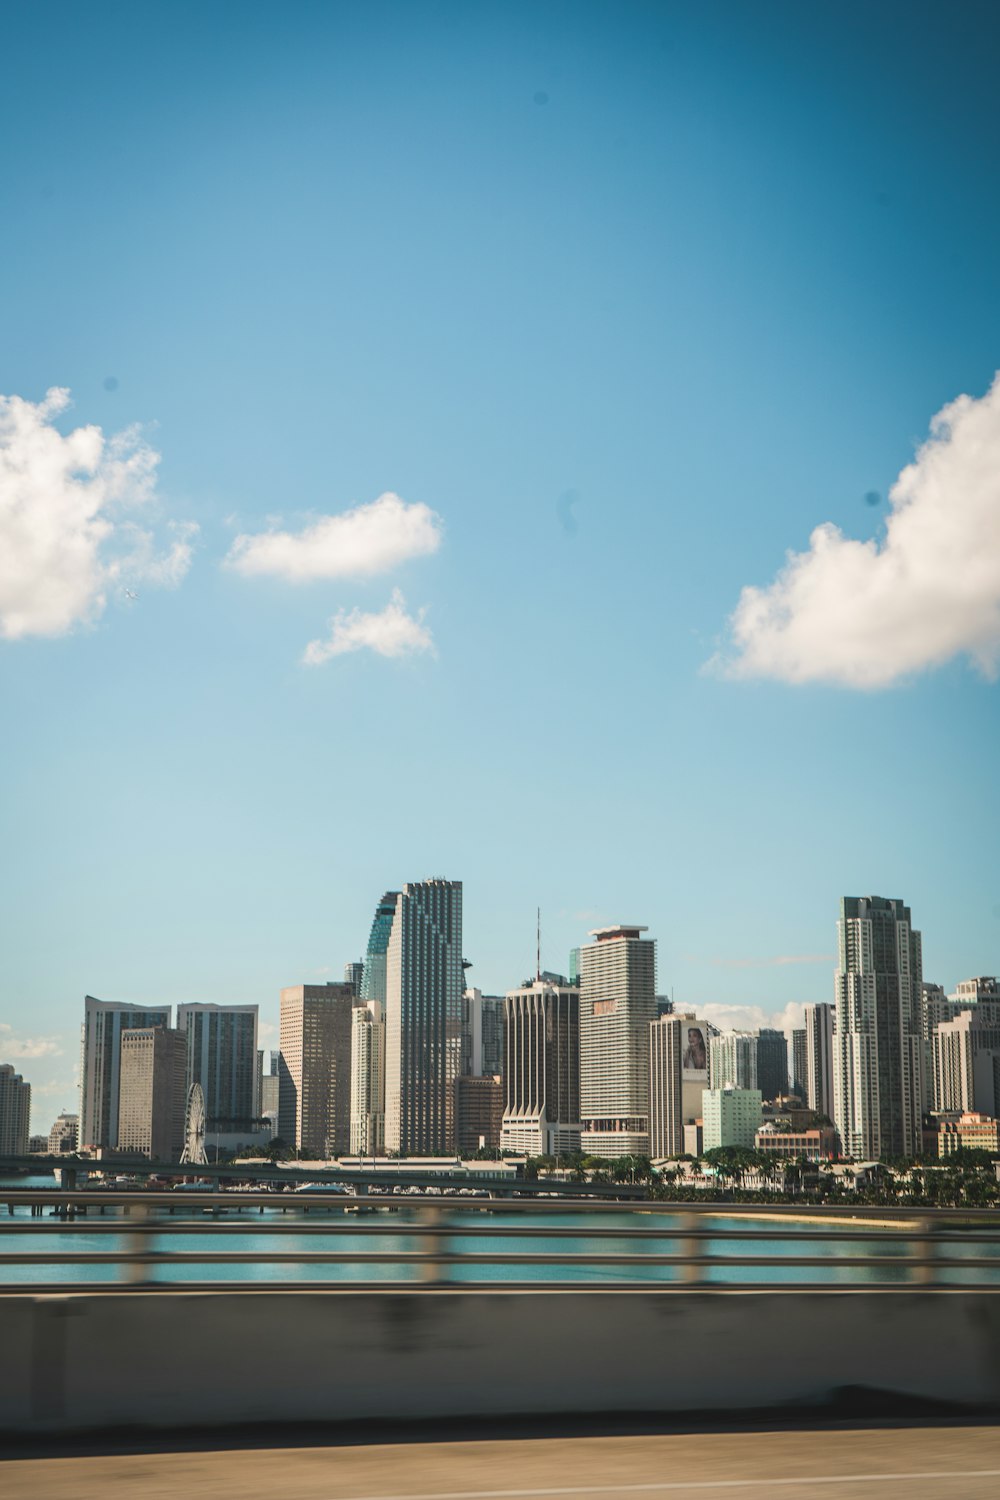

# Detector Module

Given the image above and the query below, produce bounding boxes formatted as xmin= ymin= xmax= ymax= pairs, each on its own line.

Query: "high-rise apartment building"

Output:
xmin=933 ymin=1005 xmax=1000 ymax=1116
xmin=804 ymin=1002 xmax=834 ymax=1119
xmin=344 ymin=960 xmax=365 ymax=995
xmin=833 ymin=896 xmax=923 ymax=1160
xmin=0 ymin=1064 xmax=31 ymax=1155
xmin=176 ymin=1004 xmax=258 ymax=1128
xmin=500 ymin=978 xmax=580 ymax=1156
xmin=278 ymin=983 xmax=355 ymax=1157
xmin=79 ymin=996 xmax=172 ymax=1150
xmin=709 ymin=1031 xmax=757 ymax=1092
xmin=757 ymin=1029 xmax=789 ymax=1101
xmin=579 ymin=924 xmax=656 ymax=1158
xmin=791 ymin=1029 xmax=808 ymax=1100
xmin=118 ymin=1027 xmax=187 ymax=1161
xmin=384 ymin=879 xmax=464 ymax=1156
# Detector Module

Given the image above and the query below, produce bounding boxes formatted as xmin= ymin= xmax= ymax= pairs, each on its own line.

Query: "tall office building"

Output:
xmin=384 ymin=878 xmax=464 ymax=1156
xmin=176 ymin=1004 xmax=258 ymax=1128
xmin=757 ymin=1029 xmax=789 ymax=1100
xmin=0 ymin=1064 xmax=31 ymax=1155
xmin=649 ymin=1014 xmax=683 ymax=1159
xmin=804 ymin=1002 xmax=834 ymax=1118
xmin=500 ymin=978 xmax=580 ymax=1156
xmin=79 ymin=996 xmax=172 ymax=1150
xmin=579 ymin=924 xmax=657 ymax=1158
xmin=791 ymin=1029 xmax=808 ymax=1099
xmin=455 ymin=1075 xmax=504 ymax=1156
xmin=710 ymin=1031 xmax=757 ymax=1092
xmin=833 ymin=896 xmax=923 ymax=1160
xmin=933 ymin=1005 xmax=1000 ymax=1115
xmin=278 ymin=983 xmax=355 ymax=1157
xmin=461 ymin=988 xmax=506 ymax=1077
xmin=118 ymin=1027 xmax=187 ymax=1161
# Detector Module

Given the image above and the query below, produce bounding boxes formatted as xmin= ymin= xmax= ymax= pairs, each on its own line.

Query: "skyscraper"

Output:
xmin=350 ymin=890 xmax=397 ymax=1156
xmin=0 ymin=1064 xmax=31 ymax=1155
xmin=649 ymin=1014 xmax=683 ymax=1160
xmin=278 ymin=983 xmax=355 ymax=1157
xmin=709 ymin=1031 xmax=757 ymax=1092
xmin=500 ymin=977 xmax=580 ymax=1157
xmin=384 ymin=879 xmax=463 ymax=1156
xmin=118 ymin=1027 xmax=187 ymax=1161
xmin=833 ymin=896 xmax=923 ymax=1160
xmin=461 ymin=987 xmax=505 ymax=1077
xmin=176 ymin=1004 xmax=258 ymax=1128
xmin=757 ymin=1029 xmax=789 ymax=1101
xmin=804 ymin=1003 xmax=834 ymax=1118
xmin=791 ymin=1028 xmax=808 ymax=1100
xmin=579 ymin=924 xmax=656 ymax=1158
xmin=79 ymin=996 xmax=172 ymax=1150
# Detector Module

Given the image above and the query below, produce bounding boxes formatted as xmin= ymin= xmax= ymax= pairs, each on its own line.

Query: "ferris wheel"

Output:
xmin=180 ymin=1082 xmax=208 ymax=1166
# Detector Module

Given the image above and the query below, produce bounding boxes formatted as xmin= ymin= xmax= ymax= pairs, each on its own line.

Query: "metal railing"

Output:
xmin=3 ymin=1192 xmax=1000 ymax=1292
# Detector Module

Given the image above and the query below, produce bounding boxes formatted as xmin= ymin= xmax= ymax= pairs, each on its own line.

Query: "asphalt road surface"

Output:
xmin=4 ymin=1424 xmax=1000 ymax=1500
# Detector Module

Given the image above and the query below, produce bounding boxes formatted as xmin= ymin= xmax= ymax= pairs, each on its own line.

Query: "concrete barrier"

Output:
xmin=5 ymin=1290 xmax=1000 ymax=1433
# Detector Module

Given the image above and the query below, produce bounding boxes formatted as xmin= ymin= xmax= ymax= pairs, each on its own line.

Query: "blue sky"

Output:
xmin=2 ymin=0 xmax=998 ymax=1124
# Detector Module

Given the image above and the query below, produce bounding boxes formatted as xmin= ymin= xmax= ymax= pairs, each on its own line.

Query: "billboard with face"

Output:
xmin=681 ymin=1024 xmax=708 ymax=1079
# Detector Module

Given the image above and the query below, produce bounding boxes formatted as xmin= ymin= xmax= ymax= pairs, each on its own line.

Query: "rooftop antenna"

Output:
xmin=536 ymin=906 xmax=541 ymax=982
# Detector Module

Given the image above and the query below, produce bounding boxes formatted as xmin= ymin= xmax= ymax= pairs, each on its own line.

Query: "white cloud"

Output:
xmin=0 ymin=1023 xmax=63 ymax=1060
xmin=0 ymin=387 xmax=196 ymax=640
xmin=699 ymin=1001 xmax=808 ymax=1043
xmin=716 ymin=374 xmax=1000 ymax=687
xmin=303 ymin=589 xmax=434 ymax=665
xmin=225 ymin=492 xmax=442 ymax=582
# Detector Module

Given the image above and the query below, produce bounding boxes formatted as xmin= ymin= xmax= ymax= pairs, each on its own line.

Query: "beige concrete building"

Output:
xmin=938 ymin=1113 xmax=1000 ymax=1156
xmin=47 ymin=1112 xmax=79 ymax=1153
xmin=278 ymin=982 xmax=354 ymax=1157
xmin=118 ymin=1027 xmax=187 ymax=1161
xmin=580 ymin=924 xmax=656 ymax=1159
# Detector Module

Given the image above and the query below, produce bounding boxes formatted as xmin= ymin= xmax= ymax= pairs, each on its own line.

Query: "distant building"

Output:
xmin=683 ymin=1120 xmax=703 ymax=1156
xmin=79 ymin=996 xmax=171 ymax=1150
xmin=343 ymin=960 xmax=365 ymax=995
xmin=933 ymin=1008 xmax=1000 ymax=1116
xmin=938 ymin=1113 xmax=1000 ymax=1157
xmin=28 ymin=1135 xmax=47 ymax=1153
xmin=47 ymin=1113 xmax=79 ymax=1154
xmin=0 ymin=1065 xmax=31 ymax=1155
xmin=757 ymin=1029 xmax=789 ymax=1101
xmin=709 ymin=1031 xmax=757 ymax=1092
xmin=384 ymin=879 xmax=464 ymax=1156
xmin=455 ymin=1075 xmax=504 ymax=1155
xmin=702 ymin=1086 xmax=762 ymax=1152
xmin=833 ymin=897 xmax=923 ymax=1160
xmin=804 ymin=1003 xmax=834 ymax=1118
xmin=755 ymin=1124 xmax=838 ymax=1161
xmin=350 ymin=1001 xmax=385 ymax=1156
xmin=501 ymin=978 xmax=580 ymax=1157
xmin=118 ymin=1027 xmax=187 ymax=1161
xmin=649 ymin=1014 xmax=683 ymax=1159
xmin=579 ymin=924 xmax=656 ymax=1158
xmin=950 ymin=977 xmax=1000 ymax=1006
xmin=461 ymin=988 xmax=505 ymax=1078
xmin=176 ymin=1004 xmax=258 ymax=1129
xmin=278 ymin=983 xmax=355 ymax=1157
xmin=791 ymin=1029 xmax=808 ymax=1099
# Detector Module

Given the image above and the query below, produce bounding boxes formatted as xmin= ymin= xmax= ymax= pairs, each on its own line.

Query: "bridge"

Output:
xmin=3 ymin=1190 xmax=1000 ymax=1439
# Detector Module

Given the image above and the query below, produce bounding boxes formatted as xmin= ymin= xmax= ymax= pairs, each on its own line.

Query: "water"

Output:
xmin=1 ymin=1187 xmax=992 ymax=1289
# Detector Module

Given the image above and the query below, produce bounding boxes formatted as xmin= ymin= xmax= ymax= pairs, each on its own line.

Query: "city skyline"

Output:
xmin=2 ymin=1 xmax=998 ymax=1112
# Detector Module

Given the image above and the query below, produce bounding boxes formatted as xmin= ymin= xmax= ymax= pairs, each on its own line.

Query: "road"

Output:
xmin=3 ymin=1423 xmax=1000 ymax=1500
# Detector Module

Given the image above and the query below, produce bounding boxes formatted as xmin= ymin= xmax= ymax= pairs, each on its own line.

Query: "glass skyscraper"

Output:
xmin=384 ymin=878 xmax=463 ymax=1156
